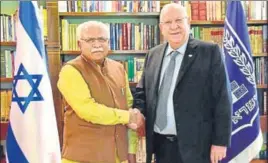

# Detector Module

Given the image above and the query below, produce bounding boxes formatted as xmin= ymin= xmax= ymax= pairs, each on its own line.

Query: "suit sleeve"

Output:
xmin=133 ymin=53 xmax=149 ymax=116
xmin=211 ymin=44 xmax=232 ymax=147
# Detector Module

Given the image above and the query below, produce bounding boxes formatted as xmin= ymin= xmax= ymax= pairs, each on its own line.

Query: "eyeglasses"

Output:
xmin=160 ymin=17 xmax=187 ymax=27
xmin=80 ymin=37 xmax=108 ymax=43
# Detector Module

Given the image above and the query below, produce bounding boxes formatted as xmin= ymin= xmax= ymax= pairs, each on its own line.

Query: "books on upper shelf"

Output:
xmin=58 ymin=1 xmax=161 ymax=12
xmin=0 ymin=6 xmax=47 ymax=42
xmin=61 ymin=21 xmax=159 ymax=51
xmin=191 ymin=25 xmax=268 ymax=55
xmin=0 ymin=14 xmax=16 ymax=42
xmin=169 ymin=1 xmax=267 ymax=21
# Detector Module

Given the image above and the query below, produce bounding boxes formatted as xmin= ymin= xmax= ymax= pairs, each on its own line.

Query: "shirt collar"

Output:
xmin=166 ymin=37 xmax=189 ymax=56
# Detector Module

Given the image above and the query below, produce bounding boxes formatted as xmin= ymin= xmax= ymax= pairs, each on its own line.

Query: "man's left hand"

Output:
xmin=210 ymin=145 xmax=226 ymax=163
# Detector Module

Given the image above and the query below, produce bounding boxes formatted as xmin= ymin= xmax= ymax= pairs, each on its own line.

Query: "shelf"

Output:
xmin=257 ymin=84 xmax=267 ymax=89
xmin=0 ymin=41 xmax=16 ymax=46
xmin=61 ymin=50 xmax=148 ymax=55
xmin=260 ymin=115 xmax=267 ymax=132
xmin=253 ymin=53 xmax=267 ymax=57
xmin=129 ymin=82 xmax=137 ymax=87
xmin=0 ymin=122 xmax=9 ymax=140
xmin=251 ymin=159 xmax=268 ymax=163
xmin=191 ymin=20 xmax=268 ymax=25
xmin=59 ymin=12 xmax=160 ymax=17
xmin=0 ymin=78 xmax=13 ymax=82
xmin=0 ymin=41 xmax=48 ymax=46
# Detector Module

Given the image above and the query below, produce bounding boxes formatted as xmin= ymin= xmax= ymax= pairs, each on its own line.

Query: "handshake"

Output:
xmin=127 ymin=108 xmax=145 ymax=133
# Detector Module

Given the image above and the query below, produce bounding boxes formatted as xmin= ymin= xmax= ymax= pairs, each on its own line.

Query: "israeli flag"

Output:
xmin=222 ymin=1 xmax=263 ymax=163
xmin=6 ymin=2 xmax=61 ymax=163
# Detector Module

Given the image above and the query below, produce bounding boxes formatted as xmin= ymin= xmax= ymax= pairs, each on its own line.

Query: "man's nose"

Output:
xmin=170 ymin=21 xmax=178 ymax=30
xmin=92 ymin=42 xmax=101 ymax=47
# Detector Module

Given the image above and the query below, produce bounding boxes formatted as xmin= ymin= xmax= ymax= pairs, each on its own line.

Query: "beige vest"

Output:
xmin=62 ymin=56 xmax=128 ymax=163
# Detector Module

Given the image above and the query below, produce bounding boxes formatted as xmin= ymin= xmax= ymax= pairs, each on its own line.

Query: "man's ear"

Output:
xmin=78 ymin=40 xmax=81 ymax=50
xmin=107 ymin=40 xmax=110 ymax=50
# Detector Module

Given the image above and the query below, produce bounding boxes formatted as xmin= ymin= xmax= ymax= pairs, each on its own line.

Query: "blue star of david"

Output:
xmin=12 ymin=64 xmax=44 ymax=113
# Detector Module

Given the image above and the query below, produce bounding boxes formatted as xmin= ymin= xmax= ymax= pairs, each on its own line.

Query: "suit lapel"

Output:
xmin=175 ymin=37 xmax=198 ymax=86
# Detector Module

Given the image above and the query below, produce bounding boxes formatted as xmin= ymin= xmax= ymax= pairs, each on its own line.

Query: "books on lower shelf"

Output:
xmin=0 ymin=90 xmax=12 ymax=122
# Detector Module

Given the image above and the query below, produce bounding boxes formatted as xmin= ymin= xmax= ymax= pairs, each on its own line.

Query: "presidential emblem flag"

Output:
xmin=6 ymin=2 xmax=61 ymax=163
xmin=222 ymin=1 xmax=263 ymax=163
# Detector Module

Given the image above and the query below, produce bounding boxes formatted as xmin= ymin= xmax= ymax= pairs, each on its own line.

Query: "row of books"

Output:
xmin=254 ymin=57 xmax=268 ymax=85
xmin=0 ymin=50 xmax=14 ymax=78
xmin=0 ymin=90 xmax=12 ymax=122
xmin=116 ymin=57 xmax=145 ymax=83
xmin=61 ymin=21 xmax=159 ymax=51
xmin=58 ymin=0 xmax=267 ymax=21
xmin=170 ymin=0 xmax=267 ymax=21
xmin=58 ymin=1 xmax=161 ymax=13
xmin=191 ymin=25 xmax=268 ymax=54
xmin=0 ymin=14 xmax=16 ymax=42
xmin=0 ymin=6 xmax=47 ymax=42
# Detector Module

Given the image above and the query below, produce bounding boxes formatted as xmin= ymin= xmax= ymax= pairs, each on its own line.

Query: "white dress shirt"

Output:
xmin=154 ymin=39 xmax=189 ymax=135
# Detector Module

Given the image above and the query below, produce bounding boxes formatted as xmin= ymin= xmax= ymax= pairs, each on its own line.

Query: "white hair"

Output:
xmin=160 ymin=3 xmax=188 ymax=22
xmin=76 ymin=21 xmax=110 ymax=40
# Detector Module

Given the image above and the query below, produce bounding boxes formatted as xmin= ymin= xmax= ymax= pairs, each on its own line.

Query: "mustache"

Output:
xmin=91 ymin=48 xmax=104 ymax=53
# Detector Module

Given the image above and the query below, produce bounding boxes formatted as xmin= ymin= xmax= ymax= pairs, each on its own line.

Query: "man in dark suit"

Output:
xmin=133 ymin=3 xmax=232 ymax=163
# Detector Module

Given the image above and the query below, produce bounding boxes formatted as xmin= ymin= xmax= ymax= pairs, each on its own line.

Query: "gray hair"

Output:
xmin=160 ymin=3 xmax=188 ymax=22
xmin=76 ymin=21 xmax=110 ymax=40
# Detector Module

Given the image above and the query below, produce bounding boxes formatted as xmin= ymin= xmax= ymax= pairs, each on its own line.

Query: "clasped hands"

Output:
xmin=127 ymin=108 xmax=145 ymax=136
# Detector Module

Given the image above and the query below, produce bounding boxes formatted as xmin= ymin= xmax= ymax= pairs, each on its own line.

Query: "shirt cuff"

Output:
xmin=116 ymin=109 xmax=130 ymax=124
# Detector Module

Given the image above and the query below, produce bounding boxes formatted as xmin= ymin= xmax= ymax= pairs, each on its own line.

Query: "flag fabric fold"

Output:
xmin=6 ymin=2 xmax=61 ymax=163
xmin=222 ymin=1 xmax=263 ymax=163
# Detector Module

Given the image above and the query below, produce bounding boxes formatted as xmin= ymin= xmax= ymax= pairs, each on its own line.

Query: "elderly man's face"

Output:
xmin=78 ymin=26 xmax=109 ymax=63
xmin=159 ymin=6 xmax=190 ymax=48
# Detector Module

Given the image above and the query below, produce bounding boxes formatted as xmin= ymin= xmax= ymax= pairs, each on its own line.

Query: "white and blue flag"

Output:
xmin=6 ymin=2 xmax=61 ymax=163
xmin=222 ymin=1 xmax=263 ymax=162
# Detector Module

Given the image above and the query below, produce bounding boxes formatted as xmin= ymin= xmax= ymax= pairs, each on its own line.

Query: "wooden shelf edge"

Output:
xmin=59 ymin=12 xmax=160 ymax=17
xmin=61 ymin=50 xmax=148 ymax=55
xmin=0 ymin=41 xmax=48 ymax=46
xmin=253 ymin=53 xmax=268 ymax=57
xmin=257 ymin=84 xmax=268 ymax=89
xmin=129 ymin=82 xmax=137 ymax=87
xmin=0 ymin=41 xmax=16 ymax=46
xmin=251 ymin=159 xmax=268 ymax=163
xmin=0 ymin=78 xmax=13 ymax=82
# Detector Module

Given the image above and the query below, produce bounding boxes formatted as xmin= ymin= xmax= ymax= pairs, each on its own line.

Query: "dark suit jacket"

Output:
xmin=133 ymin=37 xmax=232 ymax=163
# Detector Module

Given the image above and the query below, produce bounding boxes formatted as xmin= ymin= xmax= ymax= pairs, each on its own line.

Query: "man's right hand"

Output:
xmin=127 ymin=108 xmax=144 ymax=130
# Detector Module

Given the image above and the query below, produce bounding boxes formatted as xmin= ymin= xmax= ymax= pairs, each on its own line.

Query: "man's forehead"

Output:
xmin=161 ymin=5 xmax=187 ymax=20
